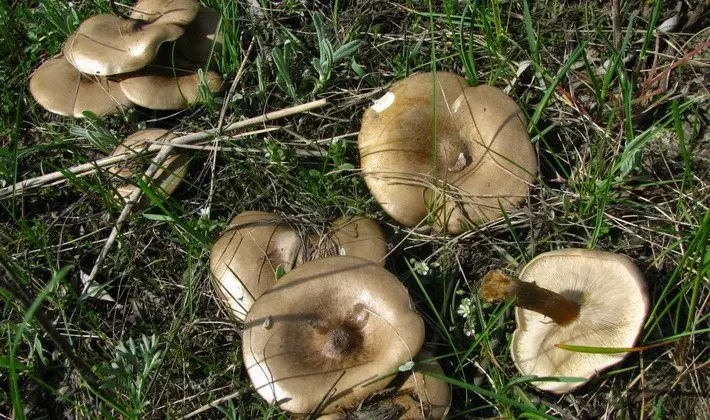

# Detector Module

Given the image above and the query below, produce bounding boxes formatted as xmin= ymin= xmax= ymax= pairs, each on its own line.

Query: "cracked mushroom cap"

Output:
xmin=358 ymin=72 xmax=537 ymax=234
xmin=309 ymin=216 xmax=388 ymax=266
xmin=243 ymin=256 xmax=425 ymax=415
xmin=107 ymin=129 xmax=190 ymax=207
xmin=210 ymin=211 xmax=305 ymax=322
xmin=119 ymin=64 xmax=223 ymax=110
xmin=29 ymin=56 xmax=134 ymax=118
xmin=511 ymin=249 xmax=649 ymax=393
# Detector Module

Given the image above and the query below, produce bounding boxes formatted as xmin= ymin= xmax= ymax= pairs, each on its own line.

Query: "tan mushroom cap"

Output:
xmin=308 ymin=216 xmax=388 ymax=266
xmin=358 ymin=72 xmax=468 ymax=229
xmin=119 ymin=64 xmax=223 ymax=110
xmin=129 ymin=0 xmax=200 ymax=25
xmin=317 ymin=350 xmax=450 ymax=419
xmin=511 ymin=249 xmax=649 ymax=393
xmin=63 ymin=14 xmax=185 ymax=76
xmin=428 ymin=85 xmax=537 ymax=233
xmin=358 ymin=72 xmax=537 ymax=234
xmin=108 ymin=129 xmax=190 ymax=207
xmin=210 ymin=211 xmax=305 ymax=322
xmin=243 ymin=256 xmax=425 ymax=415
xmin=175 ymin=7 xmax=223 ymax=65
xmin=29 ymin=56 xmax=134 ymax=118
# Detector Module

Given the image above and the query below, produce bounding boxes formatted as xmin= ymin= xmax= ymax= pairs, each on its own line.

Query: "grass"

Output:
xmin=1 ymin=0 xmax=709 ymax=418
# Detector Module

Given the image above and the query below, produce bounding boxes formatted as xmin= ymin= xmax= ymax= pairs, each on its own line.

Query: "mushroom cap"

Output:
xmin=119 ymin=64 xmax=223 ymax=110
xmin=29 ymin=56 xmax=134 ymax=118
xmin=392 ymin=351 xmax=451 ymax=419
xmin=358 ymin=72 xmax=468 ymax=229
xmin=329 ymin=216 xmax=389 ymax=266
xmin=210 ymin=211 xmax=305 ymax=322
xmin=174 ymin=7 xmax=223 ymax=65
xmin=108 ymin=129 xmax=190 ymax=207
xmin=308 ymin=217 xmax=389 ymax=266
xmin=317 ymin=350 xmax=450 ymax=419
xmin=511 ymin=248 xmax=649 ymax=393
xmin=428 ymin=85 xmax=537 ymax=232
xmin=358 ymin=72 xmax=537 ymax=234
xmin=243 ymin=256 xmax=425 ymax=414
xmin=63 ymin=14 xmax=185 ymax=75
xmin=128 ymin=0 xmax=200 ymax=25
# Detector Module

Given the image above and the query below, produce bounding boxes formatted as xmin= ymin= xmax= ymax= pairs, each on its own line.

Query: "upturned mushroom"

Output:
xmin=479 ymin=249 xmax=649 ymax=393
xmin=358 ymin=72 xmax=537 ymax=234
xmin=243 ymin=256 xmax=425 ymax=415
xmin=63 ymin=0 xmax=200 ymax=75
xmin=29 ymin=56 xmax=134 ymax=118
xmin=107 ymin=129 xmax=190 ymax=207
xmin=210 ymin=211 xmax=305 ymax=322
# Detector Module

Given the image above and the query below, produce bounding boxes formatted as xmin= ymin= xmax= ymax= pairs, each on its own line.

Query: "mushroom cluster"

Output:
xmin=479 ymin=248 xmax=649 ymax=393
xmin=358 ymin=72 xmax=537 ymax=234
xmin=209 ymin=212 xmax=451 ymax=417
xmin=29 ymin=0 xmax=223 ymax=118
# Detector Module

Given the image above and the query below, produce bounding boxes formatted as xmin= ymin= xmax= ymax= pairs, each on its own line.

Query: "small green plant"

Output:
xmin=100 ymin=334 xmax=163 ymax=419
xmin=309 ymin=12 xmax=360 ymax=92
xmin=272 ymin=40 xmax=298 ymax=100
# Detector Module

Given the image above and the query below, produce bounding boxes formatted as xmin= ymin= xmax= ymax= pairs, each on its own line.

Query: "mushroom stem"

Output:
xmin=479 ymin=271 xmax=580 ymax=326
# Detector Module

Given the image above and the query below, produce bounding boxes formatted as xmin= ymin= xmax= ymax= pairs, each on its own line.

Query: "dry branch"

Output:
xmin=0 ymin=99 xmax=328 ymax=200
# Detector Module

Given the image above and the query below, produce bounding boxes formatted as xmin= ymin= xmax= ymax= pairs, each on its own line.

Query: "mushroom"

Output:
xmin=63 ymin=0 xmax=200 ymax=76
xmin=210 ymin=211 xmax=305 ymax=322
xmin=323 ymin=350 xmax=451 ymax=419
xmin=29 ymin=56 xmax=134 ymax=118
xmin=63 ymin=14 xmax=186 ymax=76
xmin=479 ymin=248 xmax=649 ymax=393
xmin=309 ymin=216 xmax=389 ymax=266
xmin=119 ymin=64 xmax=223 ymax=110
xmin=358 ymin=72 xmax=537 ymax=234
xmin=107 ymin=129 xmax=190 ymax=207
xmin=243 ymin=256 xmax=425 ymax=415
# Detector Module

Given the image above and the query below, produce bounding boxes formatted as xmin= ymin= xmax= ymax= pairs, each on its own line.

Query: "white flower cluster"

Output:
xmin=456 ymin=295 xmax=477 ymax=337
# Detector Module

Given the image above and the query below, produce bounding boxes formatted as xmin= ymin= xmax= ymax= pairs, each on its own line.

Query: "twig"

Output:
xmin=0 ymin=99 xmax=328 ymax=200
xmin=611 ymin=0 xmax=621 ymax=52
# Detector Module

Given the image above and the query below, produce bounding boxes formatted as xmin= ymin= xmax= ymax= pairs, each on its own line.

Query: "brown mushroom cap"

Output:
xmin=210 ymin=211 xmax=305 ymax=322
xmin=492 ymin=249 xmax=649 ymax=393
xmin=108 ymin=129 xmax=190 ymax=207
xmin=308 ymin=216 xmax=389 ymax=266
xmin=358 ymin=72 xmax=537 ymax=234
xmin=128 ymin=0 xmax=200 ymax=25
xmin=428 ymin=85 xmax=537 ymax=232
xmin=63 ymin=14 xmax=186 ymax=76
xmin=243 ymin=256 xmax=425 ymax=415
xmin=29 ymin=56 xmax=134 ymax=118
xmin=119 ymin=64 xmax=223 ymax=110
xmin=358 ymin=72 xmax=468 ymax=229
xmin=174 ymin=6 xmax=223 ymax=65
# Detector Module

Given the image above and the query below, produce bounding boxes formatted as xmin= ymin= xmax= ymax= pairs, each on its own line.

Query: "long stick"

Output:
xmin=0 ymin=99 xmax=328 ymax=200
